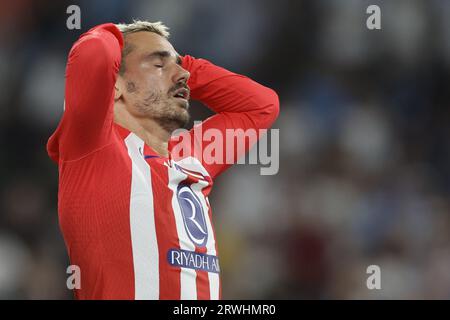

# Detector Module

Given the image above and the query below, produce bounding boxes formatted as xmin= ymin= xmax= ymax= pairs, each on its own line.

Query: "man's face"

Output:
xmin=117 ymin=31 xmax=191 ymax=132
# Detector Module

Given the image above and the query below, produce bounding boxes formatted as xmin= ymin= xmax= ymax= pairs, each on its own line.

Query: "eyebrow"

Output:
xmin=144 ymin=50 xmax=182 ymax=65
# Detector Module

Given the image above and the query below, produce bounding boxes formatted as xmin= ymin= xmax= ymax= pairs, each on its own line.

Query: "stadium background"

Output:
xmin=0 ymin=0 xmax=449 ymax=299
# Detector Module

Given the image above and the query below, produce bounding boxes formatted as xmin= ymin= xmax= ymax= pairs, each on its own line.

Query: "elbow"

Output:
xmin=69 ymin=25 xmax=122 ymax=72
xmin=259 ymin=87 xmax=280 ymax=128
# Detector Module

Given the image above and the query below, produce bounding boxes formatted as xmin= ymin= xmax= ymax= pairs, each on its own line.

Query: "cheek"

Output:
xmin=143 ymin=64 xmax=174 ymax=90
xmin=129 ymin=64 xmax=172 ymax=95
xmin=139 ymin=72 xmax=169 ymax=95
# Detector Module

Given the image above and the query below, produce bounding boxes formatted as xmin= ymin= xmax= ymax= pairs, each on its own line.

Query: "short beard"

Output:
xmin=134 ymin=89 xmax=190 ymax=133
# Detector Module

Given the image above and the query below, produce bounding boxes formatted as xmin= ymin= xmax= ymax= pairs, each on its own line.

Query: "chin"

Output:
xmin=175 ymin=98 xmax=189 ymax=110
xmin=176 ymin=110 xmax=190 ymax=128
xmin=163 ymin=110 xmax=190 ymax=131
xmin=171 ymin=100 xmax=190 ymax=120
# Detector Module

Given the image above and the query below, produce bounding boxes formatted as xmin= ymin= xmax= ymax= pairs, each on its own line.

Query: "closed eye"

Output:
xmin=155 ymin=64 xmax=164 ymax=68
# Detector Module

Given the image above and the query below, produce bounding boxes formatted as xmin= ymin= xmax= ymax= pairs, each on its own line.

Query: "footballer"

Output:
xmin=47 ymin=20 xmax=279 ymax=299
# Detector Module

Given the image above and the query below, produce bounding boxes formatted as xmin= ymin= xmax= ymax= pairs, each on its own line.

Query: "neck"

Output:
xmin=114 ymin=104 xmax=171 ymax=157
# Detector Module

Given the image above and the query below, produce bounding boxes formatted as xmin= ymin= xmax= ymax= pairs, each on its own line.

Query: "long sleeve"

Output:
xmin=170 ymin=55 xmax=280 ymax=178
xmin=47 ymin=23 xmax=123 ymax=163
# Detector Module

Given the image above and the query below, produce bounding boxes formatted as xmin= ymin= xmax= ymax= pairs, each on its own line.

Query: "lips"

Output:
xmin=173 ymin=87 xmax=190 ymax=100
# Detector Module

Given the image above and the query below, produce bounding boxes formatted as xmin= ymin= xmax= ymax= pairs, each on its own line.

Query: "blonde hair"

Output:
xmin=116 ymin=20 xmax=170 ymax=75
xmin=116 ymin=20 xmax=170 ymax=39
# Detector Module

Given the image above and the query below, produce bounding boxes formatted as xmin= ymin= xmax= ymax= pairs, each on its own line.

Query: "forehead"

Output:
xmin=125 ymin=31 xmax=177 ymax=58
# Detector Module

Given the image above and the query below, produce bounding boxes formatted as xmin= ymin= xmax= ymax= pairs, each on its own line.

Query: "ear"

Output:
xmin=114 ymin=76 xmax=124 ymax=101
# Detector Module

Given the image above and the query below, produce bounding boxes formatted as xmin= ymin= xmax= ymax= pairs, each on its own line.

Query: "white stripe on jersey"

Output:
xmin=125 ymin=133 xmax=159 ymax=300
xmin=167 ymin=164 xmax=197 ymax=299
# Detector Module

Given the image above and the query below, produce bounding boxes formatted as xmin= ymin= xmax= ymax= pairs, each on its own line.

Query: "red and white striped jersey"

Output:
xmin=47 ymin=23 xmax=279 ymax=300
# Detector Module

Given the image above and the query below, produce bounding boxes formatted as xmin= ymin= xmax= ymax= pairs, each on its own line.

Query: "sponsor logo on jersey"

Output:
xmin=167 ymin=248 xmax=220 ymax=273
xmin=177 ymin=184 xmax=208 ymax=247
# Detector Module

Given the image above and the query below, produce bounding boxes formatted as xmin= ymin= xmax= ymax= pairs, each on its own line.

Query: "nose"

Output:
xmin=173 ymin=64 xmax=190 ymax=85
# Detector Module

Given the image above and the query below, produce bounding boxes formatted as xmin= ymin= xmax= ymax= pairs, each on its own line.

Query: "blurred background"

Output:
xmin=0 ymin=0 xmax=449 ymax=299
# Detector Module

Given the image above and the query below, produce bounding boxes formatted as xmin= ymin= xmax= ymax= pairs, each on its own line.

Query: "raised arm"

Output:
xmin=171 ymin=55 xmax=279 ymax=178
xmin=47 ymin=23 xmax=123 ymax=163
